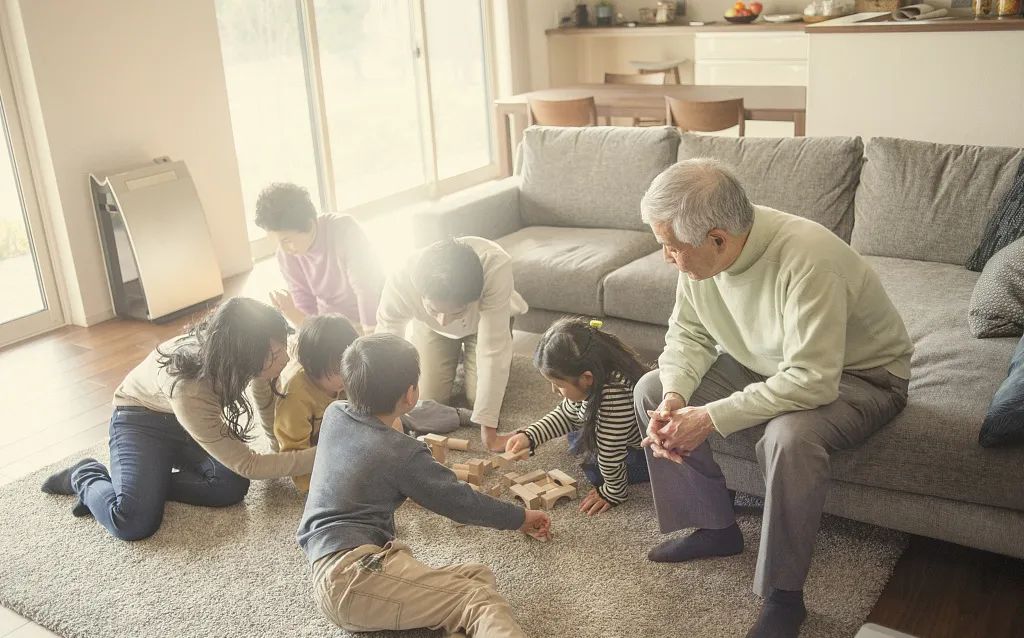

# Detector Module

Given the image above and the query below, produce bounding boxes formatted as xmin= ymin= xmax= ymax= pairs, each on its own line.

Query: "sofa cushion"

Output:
xmin=966 ymin=158 xmax=1024 ymax=271
xmin=969 ymin=236 xmax=1024 ymax=338
xmin=710 ymin=256 xmax=1024 ymax=510
xmin=979 ymin=334 xmax=1024 ymax=448
xmin=603 ymin=251 xmax=679 ymax=325
xmin=519 ymin=126 xmax=680 ymax=232
xmin=497 ymin=226 xmax=659 ymax=317
xmin=852 ymin=137 xmax=1024 ymax=266
xmin=676 ymin=133 xmax=863 ymax=242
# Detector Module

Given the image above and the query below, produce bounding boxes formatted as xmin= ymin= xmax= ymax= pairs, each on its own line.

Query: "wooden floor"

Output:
xmin=0 ymin=260 xmax=1022 ymax=638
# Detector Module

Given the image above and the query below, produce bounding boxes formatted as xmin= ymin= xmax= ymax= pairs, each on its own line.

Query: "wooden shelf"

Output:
xmin=546 ymin=22 xmax=807 ymax=37
xmin=808 ymin=14 xmax=1024 ymax=32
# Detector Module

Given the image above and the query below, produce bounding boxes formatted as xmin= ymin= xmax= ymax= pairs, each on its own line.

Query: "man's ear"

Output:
xmin=404 ymin=384 xmax=418 ymax=406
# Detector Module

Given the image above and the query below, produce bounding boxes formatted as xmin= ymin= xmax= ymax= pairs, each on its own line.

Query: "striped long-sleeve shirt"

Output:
xmin=522 ymin=374 xmax=641 ymax=505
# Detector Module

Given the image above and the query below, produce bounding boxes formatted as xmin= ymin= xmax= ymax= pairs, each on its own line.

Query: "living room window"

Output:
xmin=215 ymin=0 xmax=496 ymax=260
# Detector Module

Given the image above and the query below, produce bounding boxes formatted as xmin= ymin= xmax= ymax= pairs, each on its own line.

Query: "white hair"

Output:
xmin=640 ymin=158 xmax=754 ymax=246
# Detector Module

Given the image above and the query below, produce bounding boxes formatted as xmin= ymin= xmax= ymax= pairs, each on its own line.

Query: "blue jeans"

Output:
xmin=71 ymin=407 xmax=250 ymax=541
xmin=568 ymin=431 xmax=650 ymax=487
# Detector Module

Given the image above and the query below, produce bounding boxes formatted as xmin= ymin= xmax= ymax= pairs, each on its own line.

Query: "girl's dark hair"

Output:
xmin=533 ymin=317 xmax=650 ymax=454
xmin=297 ymin=314 xmax=359 ymax=380
xmin=253 ymin=182 xmax=318 ymax=233
xmin=158 ymin=297 xmax=291 ymax=442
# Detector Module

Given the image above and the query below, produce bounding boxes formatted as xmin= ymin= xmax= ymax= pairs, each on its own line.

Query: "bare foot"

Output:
xmin=481 ymin=426 xmax=511 ymax=452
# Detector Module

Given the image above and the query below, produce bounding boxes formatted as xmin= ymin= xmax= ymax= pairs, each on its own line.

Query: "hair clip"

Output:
xmin=588 ymin=319 xmax=603 ymax=330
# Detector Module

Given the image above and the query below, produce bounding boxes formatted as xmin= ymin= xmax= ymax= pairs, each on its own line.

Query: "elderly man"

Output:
xmin=636 ymin=159 xmax=913 ymax=638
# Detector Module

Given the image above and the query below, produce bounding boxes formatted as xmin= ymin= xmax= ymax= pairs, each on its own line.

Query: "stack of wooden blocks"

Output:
xmin=504 ymin=469 xmax=578 ymax=510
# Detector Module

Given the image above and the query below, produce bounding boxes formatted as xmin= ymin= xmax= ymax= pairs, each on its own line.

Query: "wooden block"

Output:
xmin=466 ymin=459 xmax=488 ymax=477
xmin=452 ymin=463 xmax=471 ymax=472
xmin=431 ymin=445 xmax=447 ymax=463
xmin=542 ymin=485 xmax=578 ymax=509
xmin=446 ymin=437 xmax=470 ymax=451
xmin=501 ymin=472 xmax=520 ymax=487
xmin=423 ymin=434 xmax=448 ymax=447
xmin=492 ymin=449 xmax=528 ymax=468
xmin=513 ymin=469 xmax=547 ymax=485
xmin=520 ymin=482 xmax=545 ymax=496
xmin=486 ymin=484 xmax=502 ymax=497
xmin=547 ymin=469 xmax=578 ymax=487
xmin=453 ymin=467 xmax=470 ymax=482
xmin=466 ymin=473 xmax=482 ymax=486
xmin=509 ymin=484 xmax=542 ymax=509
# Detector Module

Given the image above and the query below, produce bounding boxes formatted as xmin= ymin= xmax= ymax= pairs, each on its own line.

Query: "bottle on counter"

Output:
xmin=997 ymin=0 xmax=1021 ymax=16
xmin=973 ymin=0 xmax=993 ymax=16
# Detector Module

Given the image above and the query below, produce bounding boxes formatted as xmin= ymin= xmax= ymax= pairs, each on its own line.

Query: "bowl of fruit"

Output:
xmin=725 ymin=1 xmax=763 ymax=22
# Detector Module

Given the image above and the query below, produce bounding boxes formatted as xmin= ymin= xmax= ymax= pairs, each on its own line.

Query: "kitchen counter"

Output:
xmin=807 ymin=13 xmax=1024 ymax=32
xmin=546 ymin=22 xmax=807 ymax=36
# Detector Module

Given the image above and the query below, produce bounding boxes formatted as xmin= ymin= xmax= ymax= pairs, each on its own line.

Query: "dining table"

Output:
xmin=493 ymin=84 xmax=807 ymax=176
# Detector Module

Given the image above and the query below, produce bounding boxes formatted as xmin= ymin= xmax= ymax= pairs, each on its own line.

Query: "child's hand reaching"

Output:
xmin=579 ymin=488 xmax=612 ymax=516
xmin=519 ymin=509 xmax=552 ymax=542
xmin=505 ymin=433 xmax=530 ymax=454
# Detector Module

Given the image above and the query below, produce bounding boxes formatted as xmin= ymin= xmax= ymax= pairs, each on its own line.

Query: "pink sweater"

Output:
xmin=277 ymin=214 xmax=383 ymax=328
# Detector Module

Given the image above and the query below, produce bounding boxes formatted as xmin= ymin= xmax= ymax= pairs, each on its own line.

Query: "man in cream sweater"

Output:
xmin=635 ymin=159 xmax=913 ymax=638
xmin=376 ymin=237 xmax=528 ymax=451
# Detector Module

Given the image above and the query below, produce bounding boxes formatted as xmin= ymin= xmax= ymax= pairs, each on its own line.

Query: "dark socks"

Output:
xmin=41 ymin=458 xmax=97 ymax=518
xmin=647 ymin=523 xmax=744 ymax=563
xmin=41 ymin=458 xmax=97 ymax=495
xmin=745 ymin=589 xmax=807 ymax=638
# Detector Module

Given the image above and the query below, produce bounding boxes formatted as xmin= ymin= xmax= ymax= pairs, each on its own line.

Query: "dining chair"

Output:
xmin=527 ymin=96 xmax=598 ymax=127
xmin=665 ymin=96 xmax=745 ymax=136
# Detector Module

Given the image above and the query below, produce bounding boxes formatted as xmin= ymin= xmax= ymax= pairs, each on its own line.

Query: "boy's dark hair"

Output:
xmin=254 ymin=183 xmax=318 ymax=233
xmin=534 ymin=317 xmax=650 ymax=454
xmin=297 ymin=314 xmax=359 ymax=381
xmin=411 ymin=239 xmax=484 ymax=306
xmin=341 ymin=334 xmax=420 ymax=415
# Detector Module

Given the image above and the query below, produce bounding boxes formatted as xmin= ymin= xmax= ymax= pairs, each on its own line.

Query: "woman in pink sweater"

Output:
xmin=255 ymin=183 xmax=383 ymax=333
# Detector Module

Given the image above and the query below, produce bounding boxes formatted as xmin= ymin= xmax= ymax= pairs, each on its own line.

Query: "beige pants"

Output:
xmin=412 ymin=321 xmax=480 ymax=411
xmin=312 ymin=541 xmax=526 ymax=637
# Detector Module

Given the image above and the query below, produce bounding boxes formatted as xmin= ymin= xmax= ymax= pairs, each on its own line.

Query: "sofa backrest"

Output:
xmin=518 ymin=126 xmax=679 ymax=232
xmin=852 ymin=137 xmax=1024 ymax=266
xmin=676 ymin=133 xmax=863 ymax=242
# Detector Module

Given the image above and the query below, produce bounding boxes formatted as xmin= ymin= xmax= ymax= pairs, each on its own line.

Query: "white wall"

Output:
xmin=5 ymin=0 xmax=250 ymax=326
xmin=807 ymin=31 xmax=1024 ymax=148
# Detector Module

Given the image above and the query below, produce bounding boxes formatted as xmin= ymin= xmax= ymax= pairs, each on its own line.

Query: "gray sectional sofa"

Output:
xmin=413 ymin=126 xmax=1024 ymax=560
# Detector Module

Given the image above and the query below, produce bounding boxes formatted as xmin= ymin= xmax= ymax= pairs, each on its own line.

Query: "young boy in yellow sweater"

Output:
xmin=271 ymin=314 xmax=473 ymax=491
xmin=274 ymin=315 xmax=358 ymax=491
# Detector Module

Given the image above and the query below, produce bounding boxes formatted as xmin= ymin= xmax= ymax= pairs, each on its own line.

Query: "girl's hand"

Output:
xmin=519 ymin=509 xmax=552 ymax=542
xmin=505 ymin=433 xmax=530 ymax=454
xmin=579 ymin=488 xmax=612 ymax=516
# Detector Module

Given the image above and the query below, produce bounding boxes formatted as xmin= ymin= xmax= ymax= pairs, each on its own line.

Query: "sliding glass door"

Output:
xmin=216 ymin=0 xmax=496 ymax=258
xmin=0 ymin=35 xmax=62 ymax=347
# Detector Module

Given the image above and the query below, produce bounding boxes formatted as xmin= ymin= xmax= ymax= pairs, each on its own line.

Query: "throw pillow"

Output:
xmin=966 ymin=158 xmax=1024 ymax=272
xmin=968 ymin=236 xmax=1024 ymax=338
xmin=979 ymin=334 xmax=1024 ymax=447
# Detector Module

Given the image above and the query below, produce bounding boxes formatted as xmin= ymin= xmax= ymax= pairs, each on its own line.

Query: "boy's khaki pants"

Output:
xmin=312 ymin=541 xmax=526 ymax=637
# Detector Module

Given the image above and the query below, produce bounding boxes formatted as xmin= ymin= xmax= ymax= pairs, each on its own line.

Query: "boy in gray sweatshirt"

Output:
xmin=297 ymin=333 xmax=550 ymax=637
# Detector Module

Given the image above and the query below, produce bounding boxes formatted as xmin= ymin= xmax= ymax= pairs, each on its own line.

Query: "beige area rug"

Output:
xmin=0 ymin=356 xmax=905 ymax=638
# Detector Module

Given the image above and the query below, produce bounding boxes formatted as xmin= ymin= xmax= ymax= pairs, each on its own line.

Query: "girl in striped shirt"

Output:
xmin=505 ymin=318 xmax=651 ymax=515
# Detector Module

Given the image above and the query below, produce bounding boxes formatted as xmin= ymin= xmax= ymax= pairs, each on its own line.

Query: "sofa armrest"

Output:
xmin=412 ymin=177 xmax=523 ymax=246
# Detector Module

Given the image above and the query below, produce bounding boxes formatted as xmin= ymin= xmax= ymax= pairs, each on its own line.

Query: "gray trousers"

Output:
xmin=636 ymin=354 xmax=909 ymax=597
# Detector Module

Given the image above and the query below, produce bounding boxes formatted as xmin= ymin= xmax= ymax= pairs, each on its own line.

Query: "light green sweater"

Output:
xmin=660 ymin=205 xmax=913 ymax=437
